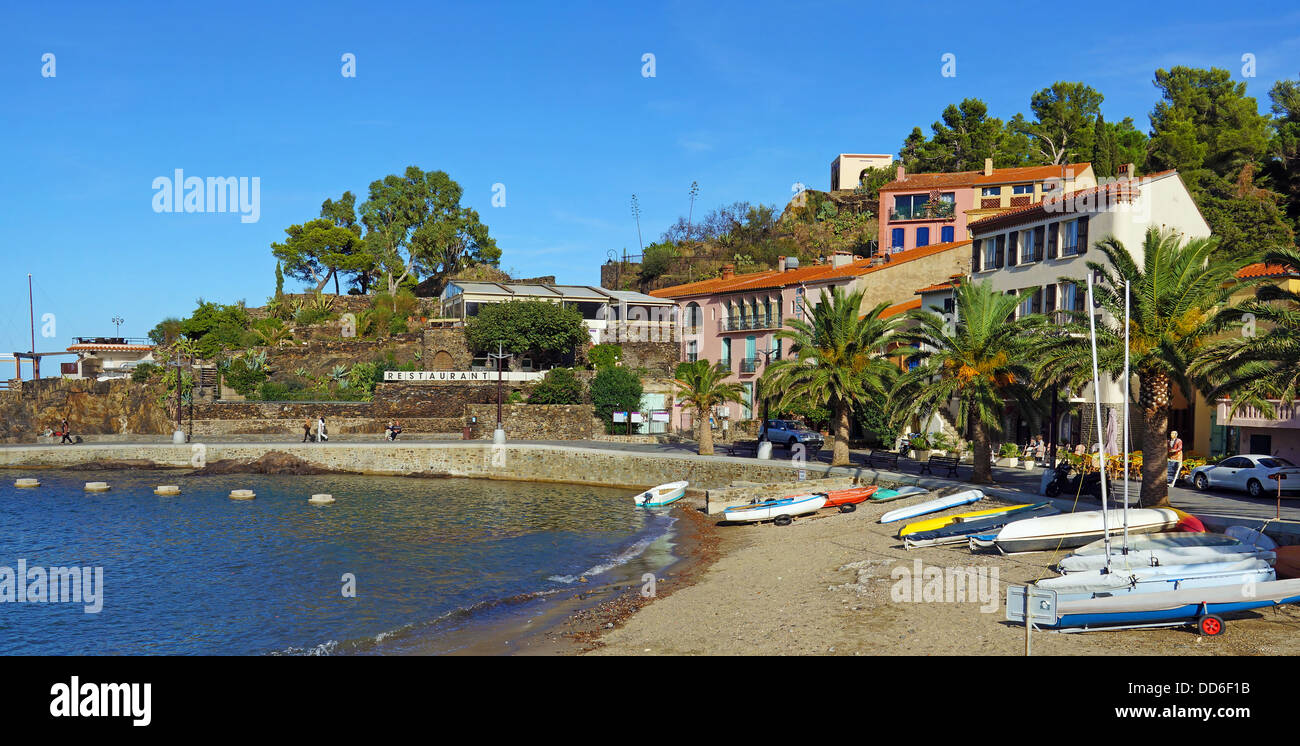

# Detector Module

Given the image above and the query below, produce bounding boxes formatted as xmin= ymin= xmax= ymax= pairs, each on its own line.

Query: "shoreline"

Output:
xmin=585 ymin=495 xmax=1300 ymax=656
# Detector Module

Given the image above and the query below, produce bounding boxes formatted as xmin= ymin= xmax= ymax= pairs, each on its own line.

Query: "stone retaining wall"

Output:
xmin=464 ymin=404 xmax=594 ymax=440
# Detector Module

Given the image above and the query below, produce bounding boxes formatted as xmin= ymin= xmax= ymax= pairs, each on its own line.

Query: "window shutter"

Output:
xmin=1046 ymin=222 xmax=1059 ymax=259
xmin=1033 ymin=226 xmax=1045 ymax=261
xmin=1045 ymin=284 xmax=1057 ymax=312
xmin=971 ymin=239 xmax=981 ymax=272
xmin=995 ymin=235 xmax=1005 ymax=268
xmin=1074 ymin=283 xmax=1086 ymax=313
xmin=1008 ymin=232 xmax=1019 ymax=266
xmin=1077 ymin=217 xmax=1089 ymax=254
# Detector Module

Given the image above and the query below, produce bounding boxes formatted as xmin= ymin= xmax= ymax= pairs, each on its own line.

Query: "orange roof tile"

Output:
xmin=1237 ymin=262 xmax=1300 ymax=279
xmin=880 ymin=298 xmax=922 ymax=318
xmin=967 ymin=170 xmax=1178 ymax=232
xmin=650 ymin=241 xmax=973 ymax=299
xmin=880 ymin=163 xmax=1091 ymax=192
xmin=914 ymin=280 xmax=959 ymax=294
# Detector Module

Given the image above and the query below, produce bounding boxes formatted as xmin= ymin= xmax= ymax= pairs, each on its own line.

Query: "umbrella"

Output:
xmin=1104 ymin=407 xmax=1118 ymax=456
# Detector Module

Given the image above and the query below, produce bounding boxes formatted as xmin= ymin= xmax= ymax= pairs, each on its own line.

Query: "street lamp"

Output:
xmin=112 ymin=316 xmax=124 ymax=336
xmin=488 ymin=340 xmax=510 ymax=444
xmin=752 ymin=348 xmax=781 ymax=460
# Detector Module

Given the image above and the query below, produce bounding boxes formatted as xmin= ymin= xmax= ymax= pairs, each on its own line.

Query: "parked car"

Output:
xmin=1189 ymin=455 xmax=1300 ymax=497
xmin=760 ymin=420 xmax=824 ymax=451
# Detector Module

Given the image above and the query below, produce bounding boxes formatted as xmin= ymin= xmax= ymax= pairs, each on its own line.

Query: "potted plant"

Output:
xmin=995 ymin=442 xmax=1020 ymax=468
xmin=930 ymin=431 xmax=954 ymax=457
xmin=907 ymin=432 xmax=932 ymax=460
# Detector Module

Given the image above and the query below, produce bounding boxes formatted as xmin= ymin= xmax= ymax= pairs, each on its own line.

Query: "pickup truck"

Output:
xmin=760 ymin=419 xmax=824 ymax=450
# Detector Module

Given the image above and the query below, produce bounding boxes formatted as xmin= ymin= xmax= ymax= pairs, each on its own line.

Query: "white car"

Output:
xmin=1189 ymin=455 xmax=1300 ymax=498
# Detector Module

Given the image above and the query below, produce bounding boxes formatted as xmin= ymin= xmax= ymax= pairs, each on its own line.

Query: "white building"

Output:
xmin=65 ymin=337 xmax=156 ymax=380
xmin=440 ymin=281 xmax=677 ymax=345
xmin=966 ymin=166 xmax=1211 ymax=444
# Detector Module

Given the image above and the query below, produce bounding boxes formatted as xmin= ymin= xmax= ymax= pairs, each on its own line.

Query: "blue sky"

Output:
xmin=3 ymin=1 xmax=1298 ymax=371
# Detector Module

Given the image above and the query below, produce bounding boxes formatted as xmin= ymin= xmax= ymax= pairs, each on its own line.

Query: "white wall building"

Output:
xmin=65 ymin=338 xmax=156 ymax=380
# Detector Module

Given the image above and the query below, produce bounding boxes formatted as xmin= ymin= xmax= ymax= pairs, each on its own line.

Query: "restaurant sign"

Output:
xmin=383 ymin=370 xmax=546 ymax=382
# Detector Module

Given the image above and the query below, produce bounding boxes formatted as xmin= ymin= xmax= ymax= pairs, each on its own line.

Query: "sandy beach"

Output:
xmin=585 ymin=497 xmax=1300 ymax=656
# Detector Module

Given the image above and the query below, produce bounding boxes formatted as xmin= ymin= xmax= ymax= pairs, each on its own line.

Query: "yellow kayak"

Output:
xmin=898 ymin=504 xmax=1034 ymax=537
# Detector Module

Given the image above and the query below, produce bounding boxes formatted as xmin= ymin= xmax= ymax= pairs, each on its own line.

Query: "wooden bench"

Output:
xmin=866 ymin=450 xmax=900 ymax=469
xmin=919 ymin=454 xmax=961 ymax=478
xmin=727 ymin=440 xmax=760 ymax=457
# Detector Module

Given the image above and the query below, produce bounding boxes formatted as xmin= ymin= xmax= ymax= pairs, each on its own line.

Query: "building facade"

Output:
xmin=830 ymin=154 xmax=893 ymax=191
xmin=878 ymin=160 xmax=1096 ymax=254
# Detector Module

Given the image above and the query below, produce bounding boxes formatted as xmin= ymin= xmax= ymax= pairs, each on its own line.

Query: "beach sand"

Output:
xmin=584 ymin=497 xmax=1300 ymax=656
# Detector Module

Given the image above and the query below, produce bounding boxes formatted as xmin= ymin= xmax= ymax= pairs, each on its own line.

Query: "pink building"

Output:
xmin=878 ymin=160 xmax=1095 ymax=253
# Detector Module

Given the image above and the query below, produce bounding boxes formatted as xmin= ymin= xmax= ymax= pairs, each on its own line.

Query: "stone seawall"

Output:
xmin=0 ymin=442 xmax=917 ymax=492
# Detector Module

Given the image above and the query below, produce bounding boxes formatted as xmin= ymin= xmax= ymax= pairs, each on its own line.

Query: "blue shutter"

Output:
xmin=941 ymin=226 xmax=954 ymax=243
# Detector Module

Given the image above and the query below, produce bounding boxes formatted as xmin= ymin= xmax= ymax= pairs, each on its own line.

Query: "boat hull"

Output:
xmin=723 ymin=494 xmax=827 ymax=523
xmin=868 ymin=486 xmax=930 ymax=503
xmin=633 ymin=480 xmax=689 ymax=508
xmin=1036 ymin=559 xmax=1276 ymax=599
xmin=1276 ymin=546 xmax=1300 ymax=579
xmin=979 ymin=508 xmax=1180 ymax=554
xmin=1042 ymin=578 xmax=1300 ymax=629
xmin=879 ymin=490 xmax=984 ymax=524
xmin=904 ymin=504 xmax=1058 ymax=548
xmin=820 ymin=485 xmax=878 ymax=507
xmin=898 ymin=503 xmax=1034 ymax=537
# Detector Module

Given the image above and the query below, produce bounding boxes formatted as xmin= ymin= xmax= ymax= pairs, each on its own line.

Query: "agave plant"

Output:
xmin=309 ymin=293 xmax=336 ymax=314
xmin=253 ymin=321 xmax=292 ymax=346
xmin=329 ymin=364 xmax=350 ymax=388
xmin=241 ymin=349 xmax=268 ymax=372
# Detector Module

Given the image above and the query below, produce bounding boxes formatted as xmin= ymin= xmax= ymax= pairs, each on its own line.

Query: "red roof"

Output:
xmin=914 ymin=280 xmax=958 ymax=294
xmin=650 ymin=241 xmax=972 ymax=299
xmin=880 ymin=163 xmax=1092 ymax=193
xmin=67 ymin=343 xmax=154 ymax=352
xmin=967 ymin=170 xmax=1178 ymax=232
xmin=1237 ymin=262 xmax=1300 ymax=279
xmin=880 ymin=298 xmax=922 ymax=318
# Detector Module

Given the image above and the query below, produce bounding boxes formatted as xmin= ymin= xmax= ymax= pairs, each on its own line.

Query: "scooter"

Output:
xmin=1043 ymin=460 xmax=1112 ymax=500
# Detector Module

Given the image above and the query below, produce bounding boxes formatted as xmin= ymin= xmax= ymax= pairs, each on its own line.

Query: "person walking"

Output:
xmin=60 ymin=418 xmax=74 ymax=445
xmin=1167 ymin=430 xmax=1184 ymax=485
xmin=721 ymin=417 xmax=729 ymax=442
xmin=317 ymin=416 xmax=328 ymax=443
xmin=302 ymin=419 xmax=313 ymax=443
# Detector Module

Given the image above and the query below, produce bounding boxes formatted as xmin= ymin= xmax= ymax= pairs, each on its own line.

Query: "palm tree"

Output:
xmin=674 ymin=359 xmax=745 ymax=455
xmin=1194 ymin=247 xmax=1300 ymax=418
xmin=890 ymin=280 xmax=1044 ymax=484
xmin=1037 ymin=227 xmax=1248 ymax=507
xmin=763 ymin=286 xmax=901 ymax=466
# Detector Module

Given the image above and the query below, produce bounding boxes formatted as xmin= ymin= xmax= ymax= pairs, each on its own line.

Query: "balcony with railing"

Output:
xmin=1217 ymin=400 xmax=1300 ymax=429
xmin=889 ymin=201 xmax=956 ymax=222
xmin=739 ymin=357 xmax=759 ymax=374
xmin=719 ymin=315 xmax=783 ymax=332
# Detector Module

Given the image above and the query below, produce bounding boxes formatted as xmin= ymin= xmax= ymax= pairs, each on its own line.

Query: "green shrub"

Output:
xmin=223 ymin=357 xmax=268 ymax=396
xmin=998 ymin=442 xmax=1020 ymax=458
xmin=590 ymin=367 xmax=643 ymax=431
xmin=131 ymin=362 xmax=159 ymax=383
xmin=528 ymin=367 xmax=585 ymax=405
xmin=588 ymin=344 xmax=622 ymax=370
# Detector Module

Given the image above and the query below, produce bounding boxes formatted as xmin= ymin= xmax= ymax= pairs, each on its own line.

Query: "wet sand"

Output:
xmin=585 ymin=497 xmax=1300 ymax=656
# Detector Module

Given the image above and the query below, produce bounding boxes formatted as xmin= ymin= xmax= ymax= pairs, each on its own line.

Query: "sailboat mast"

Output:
xmin=1086 ymin=272 xmax=1113 ymax=570
xmin=1123 ymin=280 xmax=1131 ymax=553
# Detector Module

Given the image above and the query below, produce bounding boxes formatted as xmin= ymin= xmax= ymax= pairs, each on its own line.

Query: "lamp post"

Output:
xmin=488 ymin=340 xmax=509 ymax=444
xmin=111 ymin=316 xmax=124 ymax=337
xmin=752 ymin=348 xmax=780 ymax=460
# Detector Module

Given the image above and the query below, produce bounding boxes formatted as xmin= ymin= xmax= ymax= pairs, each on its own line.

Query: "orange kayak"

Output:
xmin=1276 ymin=546 xmax=1300 ymax=580
xmin=820 ymin=485 xmax=878 ymax=508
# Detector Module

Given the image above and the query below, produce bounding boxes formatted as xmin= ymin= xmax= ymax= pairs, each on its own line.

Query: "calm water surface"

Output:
xmin=0 ymin=470 xmax=676 ymax=655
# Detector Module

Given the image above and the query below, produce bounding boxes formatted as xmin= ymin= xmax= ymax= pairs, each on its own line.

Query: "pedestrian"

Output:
xmin=1167 ymin=429 xmax=1184 ymax=485
xmin=317 ymin=416 xmax=328 ymax=443
xmin=721 ymin=417 xmax=729 ymax=442
xmin=1034 ymin=436 xmax=1046 ymax=461
xmin=302 ymin=419 xmax=312 ymax=443
xmin=60 ymin=418 xmax=74 ymax=445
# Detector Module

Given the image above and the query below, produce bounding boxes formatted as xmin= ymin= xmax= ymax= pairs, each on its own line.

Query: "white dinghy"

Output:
xmin=878 ymin=490 xmax=983 ymax=524
xmin=1035 ymin=558 xmax=1276 ymax=600
xmin=723 ymin=494 xmax=827 ymax=526
xmin=632 ymin=481 xmax=689 ymax=508
xmin=1057 ymin=532 xmax=1258 ymax=573
xmin=969 ymin=508 xmax=1181 ymax=554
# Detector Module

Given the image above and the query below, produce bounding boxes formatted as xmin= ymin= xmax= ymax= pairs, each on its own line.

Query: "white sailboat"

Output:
xmin=1056 ymin=532 xmax=1265 ymax=573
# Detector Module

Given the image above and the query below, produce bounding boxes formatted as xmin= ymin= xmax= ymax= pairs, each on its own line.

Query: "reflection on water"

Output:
xmin=0 ymin=470 xmax=676 ymax=655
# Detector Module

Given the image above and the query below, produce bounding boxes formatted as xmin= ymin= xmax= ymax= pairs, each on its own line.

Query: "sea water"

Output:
xmin=0 ymin=470 xmax=678 ymax=655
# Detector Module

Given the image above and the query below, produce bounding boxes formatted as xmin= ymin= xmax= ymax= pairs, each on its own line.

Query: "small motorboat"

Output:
xmin=1008 ymin=578 xmax=1300 ymax=634
xmin=904 ymin=504 xmax=1059 ymax=549
xmin=879 ymin=490 xmax=983 ymax=524
xmin=868 ymin=486 xmax=930 ymax=503
xmin=724 ymin=494 xmax=827 ymax=526
xmin=970 ymin=508 xmax=1180 ymax=554
xmin=633 ymin=481 xmax=689 ymax=508
xmin=898 ymin=503 xmax=1035 ymax=538
xmin=819 ymin=485 xmax=878 ymax=512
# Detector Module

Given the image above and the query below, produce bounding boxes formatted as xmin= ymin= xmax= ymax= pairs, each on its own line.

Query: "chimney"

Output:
xmin=777 ymin=255 xmax=786 ymax=272
xmin=896 ymin=164 xmax=906 ymax=181
xmin=983 ymin=158 xmax=993 ymax=176
xmin=1118 ymin=162 xmax=1135 ymax=179
xmin=721 ymin=264 xmax=735 ymax=280
xmin=832 ymin=251 xmax=853 ymax=268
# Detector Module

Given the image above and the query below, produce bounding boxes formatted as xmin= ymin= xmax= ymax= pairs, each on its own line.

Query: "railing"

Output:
xmin=739 ymin=357 xmax=759 ymax=374
xmin=889 ymin=202 xmax=956 ymax=221
xmin=1217 ymin=400 xmax=1300 ymax=428
xmin=71 ymin=337 xmax=152 ymax=346
xmin=719 ymin=315 xmax=783 ymax=332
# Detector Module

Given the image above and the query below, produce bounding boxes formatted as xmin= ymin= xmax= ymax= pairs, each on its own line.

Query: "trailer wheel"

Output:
xmin=1198 ymin=614 xmax=1225 ymax=636
xmin=838 ymin=503 xmax=857 ymax=513
xmin=773 ymin=515 xmax=793 ymax=527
